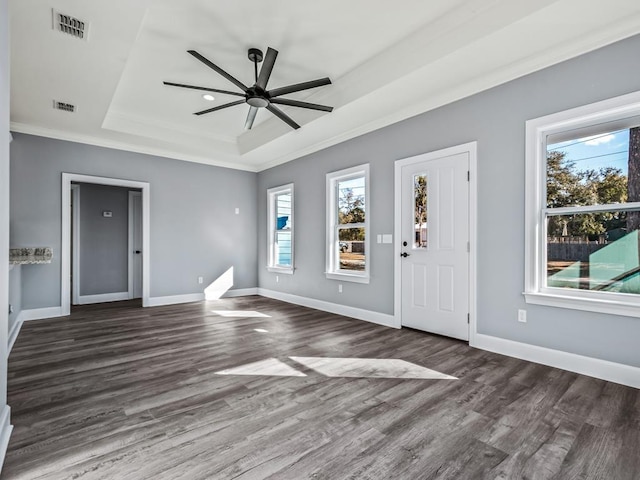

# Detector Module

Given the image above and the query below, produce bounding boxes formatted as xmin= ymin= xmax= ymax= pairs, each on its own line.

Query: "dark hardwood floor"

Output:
xmin=2 ymin=296 xmax=639 ymax=479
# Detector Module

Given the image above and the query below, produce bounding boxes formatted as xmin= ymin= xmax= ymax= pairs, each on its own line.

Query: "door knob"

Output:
xmin=403 ymin=241 xmax=408 ymax=246
xmin=400 ymin=252 xmax=410 ymax=258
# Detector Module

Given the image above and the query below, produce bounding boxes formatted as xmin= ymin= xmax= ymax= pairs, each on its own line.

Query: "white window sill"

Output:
xmin=267 ymin=266 xmax=294 ymax=275
xmin=326 ymin=271 xmax=370 ymax=284
xmin=523 ymin=291 xmax=640 ymax=318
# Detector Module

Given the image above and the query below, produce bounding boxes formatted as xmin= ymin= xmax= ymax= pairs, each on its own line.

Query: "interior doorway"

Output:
xmin=69 ymin=183 xmax=143 ymax=305
xmin=61 ymin=174 xmax=150 ymax=315
xmin=394 ymin=142 xmax=477 ymax=341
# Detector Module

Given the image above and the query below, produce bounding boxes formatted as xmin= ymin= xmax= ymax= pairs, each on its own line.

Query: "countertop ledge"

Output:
xmin=10 ymin=247 xmax=53 ymax=265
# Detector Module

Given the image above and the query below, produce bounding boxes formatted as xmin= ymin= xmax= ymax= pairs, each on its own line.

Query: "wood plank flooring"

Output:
xmin=2 ymin=296 xmax=639 ymax=479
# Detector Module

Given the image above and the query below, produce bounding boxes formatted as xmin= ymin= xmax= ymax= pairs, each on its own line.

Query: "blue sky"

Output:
xmin=548 ymin=129 xmax=630 ymax=175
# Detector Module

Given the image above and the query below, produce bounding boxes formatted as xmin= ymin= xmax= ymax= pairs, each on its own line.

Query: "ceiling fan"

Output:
xmin=164 ymin=47 xmax=333 ymax=130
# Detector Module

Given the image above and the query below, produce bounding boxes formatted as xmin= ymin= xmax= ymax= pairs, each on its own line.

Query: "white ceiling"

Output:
xmin=9 ymin=0 xmax=640 ymax=172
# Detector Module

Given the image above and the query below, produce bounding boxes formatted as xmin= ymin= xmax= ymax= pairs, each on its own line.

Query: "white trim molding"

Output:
xmin=8 ymin=319 xmax=22 ymax=354
xmin=393 ymin=142 xmax=478 ymax=341
xmin=258 ymin=288 xmax=398 ymax=329
xmin=472 ymin=333 xmax=640 ymax=390
xmin=0 ymin=406 xmax=13 ymax=472
xmin=147 ymin=293 xmax=205 ymax=307
xmin=222 ymin=288 xmax=259 ymax=298
xmin=77 ymin=292 xmax=130 ymax=305
xmin=18 ymin=307 xmax=64 ymax=322
xmin=61 ymin=173 xmax=151 ymax=315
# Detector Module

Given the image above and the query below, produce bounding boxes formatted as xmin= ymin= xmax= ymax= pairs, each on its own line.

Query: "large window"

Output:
xmin=525 ymin=90 xmax=640 ymax=316
xmin=267 ymin=184 xmax=294 ymax=273
xmin=326 ymin=164 xmax=370 ymax=283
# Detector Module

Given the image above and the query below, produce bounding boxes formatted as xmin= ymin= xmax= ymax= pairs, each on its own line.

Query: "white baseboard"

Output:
xmin=472 ymin=333 xmax=640 ymax=390
xmin=17 ymin=306 xmax=64 ymax=322
xmin=222 ymin=288 xmax=259 ymax=298
xmin=257 ymin=288 xmax=399 ymax=329
xmin=77 ymin=292 xmax=129 ymax=305
xmin=0 ymin=405 xmax=13 ymax=473
xmin=147 ymin=293 xmax=205 ymax=307
xmin=7 ymin=319 xmax=22 ymax=354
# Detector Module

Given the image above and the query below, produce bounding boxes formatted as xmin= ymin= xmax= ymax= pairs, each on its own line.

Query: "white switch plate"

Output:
xmin=377 ymin=234 xmax=382 ymax=244
xmin=235 ymin=207 xmax=240 ymax=214
xmin=338 ymin=284 xmax=343 ymax=293
xmin=382 ymin=234 xmax=393 ymax=244
xmin=518 ymin=309 xmax=527 ymax=323
xmin=198 ymin=276 xmax=203 ymax=284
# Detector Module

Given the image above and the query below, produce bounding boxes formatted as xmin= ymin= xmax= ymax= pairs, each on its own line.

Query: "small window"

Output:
xmin=525 ymin=90 xmax=640 ymax=316
xmin=267 ymin=184 xmax=294 ymax=274
xmin=326 ymin=164 xmax=370 ymax=283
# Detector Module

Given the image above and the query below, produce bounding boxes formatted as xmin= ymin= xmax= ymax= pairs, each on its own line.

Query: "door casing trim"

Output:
xmin=61 ymin=173 xmax=150 ymax=315
xmin=393 ymin=141 xmax=478 ymax=343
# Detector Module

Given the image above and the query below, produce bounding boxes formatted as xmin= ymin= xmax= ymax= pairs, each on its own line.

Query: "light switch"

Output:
xmin=382 ymin=234 xmax=392 ymax=244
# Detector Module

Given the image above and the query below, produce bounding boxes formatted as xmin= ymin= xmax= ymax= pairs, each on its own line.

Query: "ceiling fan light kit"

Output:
xmin=164 ymin=46 xmax=334 ymax=130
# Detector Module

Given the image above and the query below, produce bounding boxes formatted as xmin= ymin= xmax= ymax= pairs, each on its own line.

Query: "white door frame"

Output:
xmin=71 ymin=184 xmax=80 ymax=305
xmin=128 ymin=190 xmax=142 ymax=299
xmin=393 ymin=141 xmax=478 ymax=343
xmin=61 ymin=173 xmax=151 ymax=315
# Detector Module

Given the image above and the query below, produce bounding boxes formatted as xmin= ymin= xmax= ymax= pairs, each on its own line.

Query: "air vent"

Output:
xmin=52 ymin=9 xmax=89 ymax=40
xmin=53 ymin=101 xmax=76 ymax=113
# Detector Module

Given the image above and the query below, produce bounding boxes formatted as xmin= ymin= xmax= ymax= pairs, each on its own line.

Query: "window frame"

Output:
xmin=524 ymin=90 xmax=640 ymax=317
xmin=267 ymin=183 xmax=294 ymax=274
xmin=326 ymin=164 xmax=370 ymax=284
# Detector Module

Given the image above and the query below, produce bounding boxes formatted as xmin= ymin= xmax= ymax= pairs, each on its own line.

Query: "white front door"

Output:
xmin=399 ymin=149 xmax=469 ymax=340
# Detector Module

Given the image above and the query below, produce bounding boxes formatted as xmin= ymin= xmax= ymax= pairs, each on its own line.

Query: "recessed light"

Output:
xmin=202 ymin=94 xmax=215 ymax=101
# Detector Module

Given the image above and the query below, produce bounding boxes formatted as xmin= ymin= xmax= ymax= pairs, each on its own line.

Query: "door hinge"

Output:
xmin=467 ymin=241 xmax=470 ymax=252
xmin=467 ymin=313 xmax=470 ymax=324
xmin=467 ymin=170 xmax=470 ymax=181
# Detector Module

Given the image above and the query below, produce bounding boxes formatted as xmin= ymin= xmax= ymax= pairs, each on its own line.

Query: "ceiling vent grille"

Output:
xmin=53 ymin=101 xmax=76 ymax=113
xmin=52 ymin=9 xmax=89 ymax=40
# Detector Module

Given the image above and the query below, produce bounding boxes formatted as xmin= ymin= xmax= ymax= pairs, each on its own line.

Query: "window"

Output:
xmin=267 ymin=184 xmax=294 ymax=273
xmin=524 ymin=90 xmax=640 ymax=316
xmin=326 ymin=164 xmax=370 ymax=283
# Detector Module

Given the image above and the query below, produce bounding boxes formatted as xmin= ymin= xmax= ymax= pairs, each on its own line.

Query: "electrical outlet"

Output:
xmin=518 ymin=309 xmax=527 ymax=323
xmin=338 ymin=284 xmax=343 ymax=293
xmin=198 ymin=276 xmax=203 ymax=284
xmin=276 ymin=275 xmax=279 ymax=283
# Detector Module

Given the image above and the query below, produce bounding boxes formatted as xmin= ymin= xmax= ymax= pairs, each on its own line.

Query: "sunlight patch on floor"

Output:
xmin=289 ymin=357 xmax=457 ymax=380
xmin=214 ymin=358 xmax=306 ymax=377
xmin=211 ymin=310 xmax=271 ymax=318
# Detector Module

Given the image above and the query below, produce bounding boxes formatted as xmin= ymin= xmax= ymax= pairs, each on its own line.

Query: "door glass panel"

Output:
xmin=414 ymin=174 xmax=427 ymax=249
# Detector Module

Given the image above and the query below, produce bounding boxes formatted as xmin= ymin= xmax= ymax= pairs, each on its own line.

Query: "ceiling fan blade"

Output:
xmin=256 ymin=47 xmax=278 ymax=90
xmin=266 ymin=104 xmax=300 ymax=130
xmin=163 ymin=81 xmax=245 ymax=97
xmin=268 ymin=77 xmax=331 ymax=98
xmin=188 ymin=50 xmax=248 ymax=92
xmin=194 ymin=99 xmax=245 ymax=116
xmin=245 ymin=106 xmax=258 ymax=130
xmin=270 ymin=98 xmax=333 ymax=112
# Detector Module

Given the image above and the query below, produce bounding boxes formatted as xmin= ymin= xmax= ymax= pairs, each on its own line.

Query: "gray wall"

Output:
xmin=10 ymin=134 xmax=258 ymax=307
xmin=78 ymin=184 xmax=131 ymax=296
xmin=1 ymin=0 xmax=9 ymax=408
xmin=258 ymin=34 xmax=640 ymax=368
xmin=8 ymin=266 xmax=21 ymax=335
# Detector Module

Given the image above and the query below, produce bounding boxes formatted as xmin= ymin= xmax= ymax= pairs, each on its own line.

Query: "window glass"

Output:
xmin=267 ymin=184 xmax=294 ymax=272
